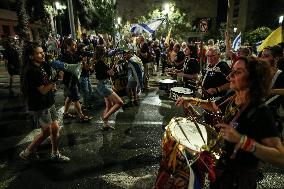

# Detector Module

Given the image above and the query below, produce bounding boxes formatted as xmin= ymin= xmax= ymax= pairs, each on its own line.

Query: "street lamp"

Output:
xmin=233 ymin=27 xmax=237 ymax=33
xmin=279 ymin=15 xmax=283 ymax=25
xmin=279 ymin=16 xmax=283 ymax=42
xmin=117 ymin=17 xmax=121 ymax=25
xmin=116 ymin=17 xmax=122 ymax=43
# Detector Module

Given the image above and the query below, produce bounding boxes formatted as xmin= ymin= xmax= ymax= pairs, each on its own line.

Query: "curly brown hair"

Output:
xmin=238 ymin=56 xmax=272 ymax=103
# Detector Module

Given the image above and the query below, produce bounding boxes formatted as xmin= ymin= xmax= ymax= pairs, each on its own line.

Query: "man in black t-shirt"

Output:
xmin=202 ymin=47 xmax=231 ymax=98
xmin=60 ymin=38 xmax=92 ymax=121
xmin=137 ymin=35 xmax=151 ymax=90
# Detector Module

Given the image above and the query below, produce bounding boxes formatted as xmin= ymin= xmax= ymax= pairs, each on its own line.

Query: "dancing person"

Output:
xmin=122 ymin=49 xmax=144 ymax=108
xmin=77 ymin=44 xmax=95 ymax=110
xmin=60 ymin=38 xmax=92 ymax=121
xmin=93 ymin=46 xmax=123 ymax=130
xmin=176 ymin=56 xmax=284 ymax=189
xmin=19 ymin=42 xmax=69 ymax=162
xmin=137 ymin=35 xmax=151 ymax=90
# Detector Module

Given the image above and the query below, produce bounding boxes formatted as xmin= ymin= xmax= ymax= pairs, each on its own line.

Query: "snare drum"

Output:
xmin=155 ymin=117 xmax=215 ymax=189
xmin=170 ymin=87 xmax=193 ymax=101
xmin=159 ymin=79 xmax=177 ymax=92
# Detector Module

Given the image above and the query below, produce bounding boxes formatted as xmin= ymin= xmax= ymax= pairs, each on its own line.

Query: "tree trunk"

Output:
xmin=16 ymin=0 xmax=30 ymax=42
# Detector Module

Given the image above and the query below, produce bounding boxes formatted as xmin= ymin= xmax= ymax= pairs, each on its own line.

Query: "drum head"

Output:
xmin=159 ymin=79 xmax=177 ymax=84
xmin=166 ymin=117 xmax=207 ymax=152
xmin=171 ymin=87 xmax=191 ymax=93
xmin=170 ymin=87 xmax=193 ymax=101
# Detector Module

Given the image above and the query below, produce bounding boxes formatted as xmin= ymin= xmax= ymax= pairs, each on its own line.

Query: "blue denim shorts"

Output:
xmin=97 ymin=79 xmax=113 ymax=97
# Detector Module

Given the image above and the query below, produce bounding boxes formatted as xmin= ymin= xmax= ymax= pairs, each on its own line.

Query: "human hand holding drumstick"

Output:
xmin=176 ymin=97 xmax=201 ymax=118
xmin=215 ymin=123 xmax=241 ymax=143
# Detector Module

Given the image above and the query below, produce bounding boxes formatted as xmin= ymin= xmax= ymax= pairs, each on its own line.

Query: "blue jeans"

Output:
xmin=79 ymin=77 xmax=93 ymax=106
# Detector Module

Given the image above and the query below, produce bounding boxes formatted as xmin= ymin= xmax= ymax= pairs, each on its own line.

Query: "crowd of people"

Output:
xmin=1 ymin=30 xmax=284 ymax=188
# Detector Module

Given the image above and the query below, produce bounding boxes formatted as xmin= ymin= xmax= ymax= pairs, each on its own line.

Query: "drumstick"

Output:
xmin=174 ymin=118 xmax=192 ymax=145
xmin=186 ymin=102 xmax=201 ymax=118
xmin=188 ymin=114 xmax=206 ymax=145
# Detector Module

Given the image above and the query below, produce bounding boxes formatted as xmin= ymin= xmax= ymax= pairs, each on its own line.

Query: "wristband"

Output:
xmin=216 ymin=87 xmax=219 ymax=93
xmin=195 ymin=99 xmax=201 ymax=106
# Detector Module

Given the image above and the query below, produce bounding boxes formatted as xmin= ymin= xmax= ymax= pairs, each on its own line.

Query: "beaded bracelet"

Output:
xmin=240 ymin=136 xmax=256 ymax=153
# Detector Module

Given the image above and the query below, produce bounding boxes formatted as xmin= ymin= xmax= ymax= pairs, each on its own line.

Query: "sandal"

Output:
xmin=79 ymin=115 xmax=93 ymax=122
xmin=100 ymin=116 xmax=109 ymax=125
xmin=100 ymin=116 xmax=115 ymax=131
xmin=63 ymin=113 xmax=76 ymax=119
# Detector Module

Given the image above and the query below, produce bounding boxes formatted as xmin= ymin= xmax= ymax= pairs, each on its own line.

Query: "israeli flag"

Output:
xmin=232 ymin=32 xmax=241 ymax=51
xmin=130 ymin=18 xmax=165 ymax=34
xmin=255 ymin=40 xmax=263 ymax=51
xmin=130 ymin=24 xmax=144 ymax=35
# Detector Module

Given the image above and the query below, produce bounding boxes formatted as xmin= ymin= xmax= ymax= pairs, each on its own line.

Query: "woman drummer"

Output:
xmin=176 ymin=56 xmax=284 ymax=189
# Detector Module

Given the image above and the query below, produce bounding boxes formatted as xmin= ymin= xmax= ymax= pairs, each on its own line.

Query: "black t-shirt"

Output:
xmin=60 ymin=51 xmax=80 ymax=86
xmin=174 ymin=51 xmax=185 ymax=70
xmin=183 ymin=57 xmax=200 ymax=75
xmin=26 ymin=64 xmax=55 ymax=111
xmin=182 ymin=57 xmax=200 ymax=85
xmin=216 ymin=97 xmax=278 ymax=170
xmin=202 ymin=61 xmax=231 ymax=97
xmin=139 ymin=43 xmax=150 ymax=64
xmin=94 ymin=60 xmax=110 ymax=80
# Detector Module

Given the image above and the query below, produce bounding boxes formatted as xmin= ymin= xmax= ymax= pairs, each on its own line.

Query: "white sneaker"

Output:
xmin=50 ymin=152 xmax=70 ymax=162
xmin=19 ymin=149 xmax=39 ymax=160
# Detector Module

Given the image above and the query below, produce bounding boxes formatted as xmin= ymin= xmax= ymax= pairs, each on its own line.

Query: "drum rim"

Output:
xmin=165 ymin=117 xmax=208 ymax=152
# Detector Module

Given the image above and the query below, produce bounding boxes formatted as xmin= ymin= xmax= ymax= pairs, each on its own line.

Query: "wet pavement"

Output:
xmin=0 ymin=63 xmax=284 ymax=189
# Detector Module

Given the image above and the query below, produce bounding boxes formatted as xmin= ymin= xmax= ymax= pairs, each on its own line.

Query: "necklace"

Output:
xmin=223 ymin=96 xmax=241 ymax=123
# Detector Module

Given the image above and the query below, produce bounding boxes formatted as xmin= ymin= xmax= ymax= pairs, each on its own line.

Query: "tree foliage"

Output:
xmin=244 ymin=26 xmax=272 ymax=46
xmin=136 ymin=2 xmax=193 ymax=41
xmin=75 ymin=0 xmax=99 ymax=30
xmin=28 ymin=0 xmax=51 ymax=42
xmin=75 ymin=0 xmax=115 ymax=34
xmin=16 ymin=0 xmax=51 ymax=43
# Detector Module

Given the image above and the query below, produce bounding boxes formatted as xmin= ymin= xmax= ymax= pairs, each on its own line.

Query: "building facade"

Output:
xmin=227 ymin=0 xmax=284 ymax=34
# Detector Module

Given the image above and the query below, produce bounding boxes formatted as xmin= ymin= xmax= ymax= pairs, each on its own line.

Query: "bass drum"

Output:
xmin=154 ymin=117 xmax=219 ymax=189
xmin=112 ymin=59 xmax=128 ymax=96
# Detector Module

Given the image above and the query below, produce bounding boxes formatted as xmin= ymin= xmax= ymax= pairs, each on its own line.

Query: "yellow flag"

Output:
xmin=257 ymin=26 xmax=282 ymax=52
xmin=165 ymin=27 xmax=172 ymax=45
